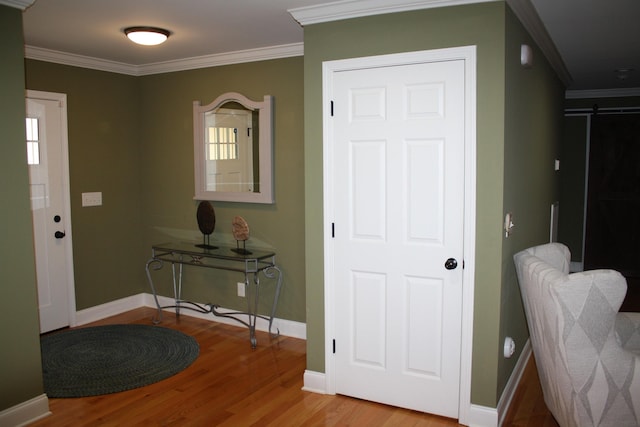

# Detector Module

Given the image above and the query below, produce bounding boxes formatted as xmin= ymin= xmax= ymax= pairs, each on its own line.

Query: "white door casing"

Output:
xmin=323 ymin=46 xmax=476 ymax=422
xmin=26 ymin=90 xmax=76 ymax=333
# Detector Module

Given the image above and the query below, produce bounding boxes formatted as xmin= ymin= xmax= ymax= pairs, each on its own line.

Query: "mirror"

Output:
xmin=193 ymin=92 xmax=274 ymax=203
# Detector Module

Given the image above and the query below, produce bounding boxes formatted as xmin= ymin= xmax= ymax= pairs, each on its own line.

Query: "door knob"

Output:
xmin=444 ymin=258 xmax=458 ymax=270
xmin=54 ymin=231 xmax=66 ymax=239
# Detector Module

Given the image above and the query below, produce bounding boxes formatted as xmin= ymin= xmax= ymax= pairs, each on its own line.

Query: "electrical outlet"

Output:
xmin=237 ymin=282 xmax=246 ymax=297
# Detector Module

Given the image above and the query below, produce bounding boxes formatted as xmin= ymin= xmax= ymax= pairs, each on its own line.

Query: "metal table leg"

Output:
xmin=264 ymin=265 xmax=283 ymax=338
xmin=145 ymin=258 xmax=164 ymax=324
xmin=171 ymin=261 xmax=184 ymax=316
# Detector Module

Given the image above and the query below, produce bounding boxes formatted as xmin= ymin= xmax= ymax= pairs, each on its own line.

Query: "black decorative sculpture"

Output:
xmin=195 ymin=201 xmax=217 ymax=249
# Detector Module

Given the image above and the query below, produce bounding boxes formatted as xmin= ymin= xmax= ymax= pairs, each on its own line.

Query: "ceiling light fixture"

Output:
xmin=615 ymin=68 xmax=634 ymax=80
xmin=124 ymin=26 xmax=170 ymax=46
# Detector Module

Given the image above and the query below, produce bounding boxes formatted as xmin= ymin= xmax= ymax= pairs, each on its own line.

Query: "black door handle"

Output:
xmin=54 ymin=231 xmax=66 ymax=239
xmin=444 ymin=258 xmax=458 ymax=270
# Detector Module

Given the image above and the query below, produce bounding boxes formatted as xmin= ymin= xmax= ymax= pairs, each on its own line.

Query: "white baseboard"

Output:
xmin=75 ymin=293 xmax=146 ymax=326
xmin=76 ymin=293 xmax=307 ymax=340
xmin=465 ymin=404 xmax=498 ymax=427
xmin=301 ymin=342 xmax=532 ymax=427
xmin=0 ymin=394 xmax=50 ymax=427
xmin=302 ymin=370 xmax=326 ymax=394
xmin=301 ymin=369 xmax=499 ymax=426
xmin=144 ymin=294 xmax=306 ymax=339
xmin=497 ymin=339 xmax=532 ymax=427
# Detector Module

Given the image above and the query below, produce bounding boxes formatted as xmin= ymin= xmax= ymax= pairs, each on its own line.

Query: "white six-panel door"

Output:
xmin=325 ymin=53 xmax=468 ymax=418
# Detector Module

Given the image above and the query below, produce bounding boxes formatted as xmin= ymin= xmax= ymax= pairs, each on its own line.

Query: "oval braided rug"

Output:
xmin=41 ymin=324 xmax=199 ymax=398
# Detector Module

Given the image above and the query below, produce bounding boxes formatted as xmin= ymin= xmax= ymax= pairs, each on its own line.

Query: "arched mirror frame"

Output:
xmin=193 ymin=92 xmax=274 ymax=203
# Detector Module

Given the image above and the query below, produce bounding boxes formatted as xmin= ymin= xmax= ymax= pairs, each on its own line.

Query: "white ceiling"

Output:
xmin=17 ymin=0 xmax=640 ymax=93
xmin=530 ymin=0 xmax=640 ymax=92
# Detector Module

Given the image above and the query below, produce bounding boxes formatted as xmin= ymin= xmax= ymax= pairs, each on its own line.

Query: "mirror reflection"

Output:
xmin=204 ymin=103 xmax=259 ymax=193
xmin=193 ymin=92 xmax=273 ymax=204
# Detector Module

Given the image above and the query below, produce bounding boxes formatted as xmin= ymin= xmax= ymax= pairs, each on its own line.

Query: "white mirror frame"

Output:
xmin=193 ymin=92 xmax=274 ymax=204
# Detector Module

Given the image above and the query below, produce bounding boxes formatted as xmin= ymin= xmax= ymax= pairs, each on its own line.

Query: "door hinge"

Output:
xmin=332 ymin=223 xmax=335 ymax=238
xmin=333 ymin=339 xmax=336 ymax=354
xmin=330 ymin=100 xmax=334 ymax=117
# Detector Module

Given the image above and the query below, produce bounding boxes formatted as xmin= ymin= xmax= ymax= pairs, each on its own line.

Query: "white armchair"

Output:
xmin=514 ymin=242 xmax=640 ymax=427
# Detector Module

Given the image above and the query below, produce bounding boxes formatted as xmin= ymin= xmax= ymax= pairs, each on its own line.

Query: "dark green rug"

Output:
xmin=41 ymin=324 xmax=199 ymax=398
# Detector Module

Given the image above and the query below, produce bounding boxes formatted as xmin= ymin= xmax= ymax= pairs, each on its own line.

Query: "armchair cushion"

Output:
xmin=514 ymin=242 xmax=640 ymax=427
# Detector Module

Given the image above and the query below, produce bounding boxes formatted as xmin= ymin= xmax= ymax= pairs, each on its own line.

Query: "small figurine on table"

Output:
xmin=195 ymin=201 xmax=217 ymax=249
xmin=231 ymin=216 xmax=251 ymax=254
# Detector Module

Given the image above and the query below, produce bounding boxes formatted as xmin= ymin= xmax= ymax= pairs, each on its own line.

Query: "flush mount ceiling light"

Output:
xmin=615 ymin=68 xmax=634 ymax=81
xmin=124 ymin=26 xmax=170 ymax=46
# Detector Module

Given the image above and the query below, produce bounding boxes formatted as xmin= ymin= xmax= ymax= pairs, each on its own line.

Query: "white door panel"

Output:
xmin=329 ymin=58 xmax=465 ymax=418
xmin=27 ymin=91 xmax=75 ymax=333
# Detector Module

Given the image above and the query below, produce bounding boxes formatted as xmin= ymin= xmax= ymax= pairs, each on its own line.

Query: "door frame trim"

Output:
xmin=26 ymin=89 xmax=77 ymax=329
xmin=321 ymin=46 xmax=476 ymax=423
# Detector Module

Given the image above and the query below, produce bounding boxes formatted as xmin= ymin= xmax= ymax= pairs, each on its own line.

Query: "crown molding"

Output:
xmin=288 ymin=0 xmax=494 ymax=25
xmin=25 ymin=43 xmax=304 ymax=76
xmin=505 ymin=0 xmax=572 ymax=87
xmin=0 ymin=0 xmax=35 ymax=10
xmin=21 ymin=0 xmax=574 ymax=92
xmin=289 ymin=0 xmax=572 ymax=88
xmin=25 ymin=46 xmax=138 ymax=75
xmin=565 ymin=87 xmax=640 ymax=99
xmin=135 ymin=43 xmax=304 ymax=76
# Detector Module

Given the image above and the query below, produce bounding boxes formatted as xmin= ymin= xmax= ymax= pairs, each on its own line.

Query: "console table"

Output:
xmin=145 ymin=241 xmax=282 ymax=348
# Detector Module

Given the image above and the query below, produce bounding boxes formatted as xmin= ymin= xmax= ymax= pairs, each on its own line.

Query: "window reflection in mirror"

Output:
xmin=194 ymin=93 xmax=273 ymax=204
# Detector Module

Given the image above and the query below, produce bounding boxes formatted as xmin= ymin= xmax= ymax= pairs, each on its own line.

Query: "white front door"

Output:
xmin=205 ymin=108 xmax=254 ymax=192
xmin=26 ymin=90 xmax=75 ymax=333
xmin=325 ymin=50 xmax=472 ymax=419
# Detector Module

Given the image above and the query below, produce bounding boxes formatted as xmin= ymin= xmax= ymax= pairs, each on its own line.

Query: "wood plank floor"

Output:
xmin=30 ymin=307 xmax=557 ymax=426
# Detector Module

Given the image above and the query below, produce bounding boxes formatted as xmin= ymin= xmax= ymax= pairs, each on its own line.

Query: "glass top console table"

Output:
xmin=145 ymin=241 xmax=282 ymax=348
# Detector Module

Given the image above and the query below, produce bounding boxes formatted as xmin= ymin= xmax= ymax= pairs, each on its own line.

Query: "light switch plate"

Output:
xmin=82 ymin=192 xmax=102 ymax=207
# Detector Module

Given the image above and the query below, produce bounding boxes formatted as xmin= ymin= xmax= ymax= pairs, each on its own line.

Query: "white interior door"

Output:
xmin=26 ymin=90 xmax=75 ymax=333
xmin=327 ymin=56 xmax=466 ymax=418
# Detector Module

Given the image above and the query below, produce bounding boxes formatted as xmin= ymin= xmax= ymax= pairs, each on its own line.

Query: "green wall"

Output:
xmin=0 ymin=5 xmax=45 ymax=411
xmin=25 ymin=62 xmax=144 ymax=309
xmin=303 ymin=2 xmax=564 ymax=407
xmin=25 ymin=56 xmax=306 ymax=322
xmin=303 ymin=2 xmax=506 ymax=407
xmin=137 ymin=58 xmax=305 ymax=320
xmin=500 ymin=6 xmax=564 ymax=397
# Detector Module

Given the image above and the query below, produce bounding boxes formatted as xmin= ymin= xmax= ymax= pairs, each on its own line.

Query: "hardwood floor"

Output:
xmin=30 ymin=307 xmax=556 ymax=426
xmin=501 ymin=358 xmax=559 ymax=427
